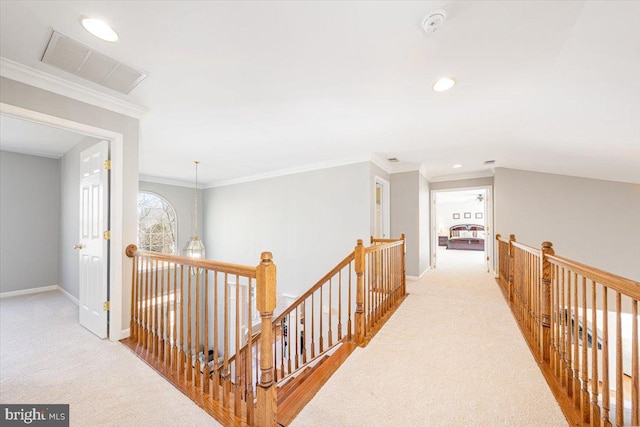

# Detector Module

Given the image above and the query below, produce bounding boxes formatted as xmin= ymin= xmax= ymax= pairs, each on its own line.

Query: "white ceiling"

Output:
xmin=0 ymin=115 xmax=86 ymax=158
xmin=1 ymin=1 xmax=638 ymax=185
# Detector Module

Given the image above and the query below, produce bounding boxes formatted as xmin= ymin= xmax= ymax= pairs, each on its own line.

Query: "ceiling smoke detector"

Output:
xmin=421 ymin=10 xmax=447 ymax=35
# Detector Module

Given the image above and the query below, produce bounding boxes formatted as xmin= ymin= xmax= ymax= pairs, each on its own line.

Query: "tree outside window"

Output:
xmin=137 ymin=192 xmax=177 ymax=254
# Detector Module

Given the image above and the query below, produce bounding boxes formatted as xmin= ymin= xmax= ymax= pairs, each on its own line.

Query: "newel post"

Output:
xmin=508 ymin=234 xmax=516 ymax=303
xmin=354 ymin=239 xmax=366 ymax=346
xmin=126 ymin=244 xmax=138 ymax=340
xmin=540 ymin=241 xmax=554 ymax=363
xmin=256 ymin=252 xmax=277 ymax=427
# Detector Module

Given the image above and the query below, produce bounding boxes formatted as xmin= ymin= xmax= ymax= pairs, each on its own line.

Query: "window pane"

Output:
xmin=137 ymin=192 xmax=177 ymax=254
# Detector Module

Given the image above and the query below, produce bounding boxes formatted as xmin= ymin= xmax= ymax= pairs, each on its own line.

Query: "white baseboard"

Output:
xmin=116 ymin=328 xmax=130 ymax=341
xmin=406 ymin=267 xmax=430 ymax=281
xmin=57 ymin=286 xmax=79 ymax=306
xmin=0 ymin=285 xmax=58 ymax=299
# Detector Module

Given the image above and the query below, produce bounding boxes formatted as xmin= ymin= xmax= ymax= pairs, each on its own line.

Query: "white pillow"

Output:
xmin=460 ymin=230 xmax=473 ymax=238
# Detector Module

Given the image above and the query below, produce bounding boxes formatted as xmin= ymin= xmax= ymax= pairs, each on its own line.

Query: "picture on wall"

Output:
xmin=475 ymin=212 xmax=483 ymax=219
xmin=464 ymin=212 xmax=471 ymax=219
xmin=453 ymin=213 xmax=460 ymax=219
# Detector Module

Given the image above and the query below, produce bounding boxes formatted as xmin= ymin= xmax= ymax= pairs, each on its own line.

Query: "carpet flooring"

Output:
xmin=0 ymin=291 xmax=220 ymax=427
xmin=291 ymin=247 xmax=569 ymax=426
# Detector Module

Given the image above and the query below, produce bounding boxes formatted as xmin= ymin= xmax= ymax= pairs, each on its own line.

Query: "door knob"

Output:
xmin=74 ymin=244 xmax=86 ymax=250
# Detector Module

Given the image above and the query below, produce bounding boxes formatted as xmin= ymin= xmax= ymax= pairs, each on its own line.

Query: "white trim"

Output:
xmin=0 ymin=57 xmax=149 ymax=119
xmin=207 ymin=154 xmax=370 ymax=188
xmin=430 ymin=184 xmax=493 ymax=272
xmin=428 ymin=169 xmax=494 ymax=183
xmin=0 ymin=102 xmax=125 ymax=342
xmin=0 ymin=285 xmax=58 ymax=299
xmin=57 ymin=286 xmax=79 ymax=306
xmin=121 ymin=328 xmax=131 ymax=339
xmin=406 ymin=267 xmax=430 ymax=280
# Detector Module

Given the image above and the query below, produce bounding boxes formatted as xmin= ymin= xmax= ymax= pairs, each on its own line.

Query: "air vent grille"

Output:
xmin=484 ymin=160 xmax=496 ymax=165
xmin=41 ymin=31 xmax=147 ymax=94
xmin=387 ymin=157 xmax=400 ymax=163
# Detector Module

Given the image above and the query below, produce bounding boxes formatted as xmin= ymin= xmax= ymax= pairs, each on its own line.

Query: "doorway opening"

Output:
xmin=374 ymin=176 xmax=390 ymax=239
xmin=430 ymin=186 xmax=493 ymax=272
xmin=1 ymin=102 xmax=125 ymax=341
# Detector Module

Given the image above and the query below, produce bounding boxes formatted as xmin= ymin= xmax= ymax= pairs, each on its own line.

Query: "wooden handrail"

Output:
xmin=495 ymin=233 xmax=640 ymax=427
xmin=546 ymin=254 xmax=640 ymax=300
xmin=126 ymin=244 xmax=257 ymax=278
xmin=123 ymin=236 xmax=408 ymax=427
xmin=511 ymin=241 xmax=540 ymax=256
xmin=364 ymin=239 xmax=402 ymax=254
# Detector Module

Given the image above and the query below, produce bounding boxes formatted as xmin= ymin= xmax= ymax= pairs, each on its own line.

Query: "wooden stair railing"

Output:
xmin=124 ymin=246 xmax=276 ymax=426
xmin=124 ymin=235 xmax=407 ymax=426
xmin=496 ymin=234 xmax=639 ymax=427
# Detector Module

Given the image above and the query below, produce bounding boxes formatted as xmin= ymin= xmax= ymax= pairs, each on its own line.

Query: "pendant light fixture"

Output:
xmin=185 ymin=160 xmax=205 ymax=259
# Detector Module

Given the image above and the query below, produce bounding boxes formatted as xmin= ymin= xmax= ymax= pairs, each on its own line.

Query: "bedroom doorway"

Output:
xmin=430 ymin=186 xmax=493 ymax=272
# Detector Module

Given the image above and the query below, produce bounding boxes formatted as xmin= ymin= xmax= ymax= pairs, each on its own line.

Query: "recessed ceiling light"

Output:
xmin=433 ymin=77 xmax=456 ymax=92
xmin=80 ymin=17 xmax=118 ymax=42
xmin=453 ymin=164 xmax=462 ymax=168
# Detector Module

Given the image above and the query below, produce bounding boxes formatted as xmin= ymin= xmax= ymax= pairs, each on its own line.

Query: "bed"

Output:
xmin=447 ymin=224 xmax=485 ymax=251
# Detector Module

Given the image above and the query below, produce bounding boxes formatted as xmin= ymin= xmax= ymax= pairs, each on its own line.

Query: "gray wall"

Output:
xmin=59 ymin=137 xmax=101 ymax=298
xmin=494 ymin=167 xmax=640 ymax=281
xmin=203 ymin=162 xmax=370 ymax=296
xmin=139 ymin=181 xmax=203 ymax=254
xmin=1 ymin=76 xmax=140 ymax=331
xmin=391 ymin=171 xmax=429 ymax=277
xmin=0 ymin=151 xmax=60 ymax=292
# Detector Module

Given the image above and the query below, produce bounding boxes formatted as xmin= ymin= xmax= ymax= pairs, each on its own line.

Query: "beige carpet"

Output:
xmin=0 ymin=291 xmax=220 ymax=427
xmin=291 ymin=247 xmax=569 ymax=427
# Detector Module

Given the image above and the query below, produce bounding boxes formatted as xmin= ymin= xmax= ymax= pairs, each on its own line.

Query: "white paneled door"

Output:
xmin=78 ymin=141 xmax=109 ymax=338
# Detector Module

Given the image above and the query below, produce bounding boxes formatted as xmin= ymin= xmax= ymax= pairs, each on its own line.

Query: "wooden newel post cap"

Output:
xmin=125 ymin=244 xmax=137 ymax=258
xmin=257 ymin=252 xmax=276 ymax=313
xmin=541 ymin=241 xmax=554 ymax=254
xmin=509 ymin=234 xmax=516 ymax=241
xmin=401 ymin=233 xmax=405 ymax=240
xmin=495 ymin=233 xmax=501 ymax=240
xmin=356 ymin=239 xmax=363 ymax=246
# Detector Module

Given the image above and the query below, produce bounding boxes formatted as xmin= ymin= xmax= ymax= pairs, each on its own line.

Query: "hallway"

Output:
xmin=292 ymin=248 xmax=568 ymax=426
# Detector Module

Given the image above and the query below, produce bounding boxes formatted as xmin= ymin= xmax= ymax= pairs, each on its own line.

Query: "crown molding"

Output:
xmin=0 ymin=57 xmax=149 ymax=119
xmin=207 ymin=154 xmax=371 ymax=188
xmin=139 ymin=174 xmax=194 ymax=188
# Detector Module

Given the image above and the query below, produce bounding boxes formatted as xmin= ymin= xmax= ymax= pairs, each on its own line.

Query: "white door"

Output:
xmin=78 ymin=141 xmax=109 ymax=338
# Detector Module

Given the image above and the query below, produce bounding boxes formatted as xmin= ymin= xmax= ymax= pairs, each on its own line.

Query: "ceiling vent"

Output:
xmin=41 ymin=31 xmax=147 ymax=94
xmin=484 ymin=160 xmax=496 ymax=165
xmin=387 ymin=157 xmax=400 ymax=163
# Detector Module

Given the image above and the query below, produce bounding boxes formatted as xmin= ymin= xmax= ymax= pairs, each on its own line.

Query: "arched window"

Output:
xmin=137 ymin=192 xmax=177 ymax=254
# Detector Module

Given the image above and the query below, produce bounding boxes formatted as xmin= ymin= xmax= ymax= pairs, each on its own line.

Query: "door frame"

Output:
xmin=430 ymin=185 xmax=493 ymax=272
xmin=373 ymin=175 xmax=390 ymax=239
xmin=1 ymin=102 xmax=125 ymax=341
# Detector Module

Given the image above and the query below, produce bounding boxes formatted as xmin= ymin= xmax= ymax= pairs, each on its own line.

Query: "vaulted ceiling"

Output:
xmin=1 ymin=1 xmax=638 ymax=185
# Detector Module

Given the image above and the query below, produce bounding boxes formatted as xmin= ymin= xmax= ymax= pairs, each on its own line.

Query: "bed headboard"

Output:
xmin=449 ymin=224 xmax=485 ymax=238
